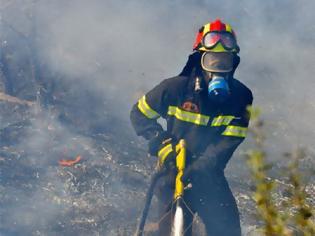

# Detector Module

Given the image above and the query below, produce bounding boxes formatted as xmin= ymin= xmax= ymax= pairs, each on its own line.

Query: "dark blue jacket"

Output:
xmin=130 ymin=53 xmax=252 ymax=171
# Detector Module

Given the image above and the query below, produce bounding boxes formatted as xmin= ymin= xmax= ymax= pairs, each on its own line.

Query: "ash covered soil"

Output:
xmin=0 ymin=98 xmax=314 ymax=236
xmin=0 ymin=100 xmax=149 ymax=235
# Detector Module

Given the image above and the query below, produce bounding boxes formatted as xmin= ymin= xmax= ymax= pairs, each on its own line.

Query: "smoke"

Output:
xmin=1 ymin=0 xmax=315 ymax=234
xmin=33 ymin=0 xmax=199 ymax=108
xmin=234 ymin=0 xmax=315 ymax=152
xmin=22 ymin=0 xmax=314 ymax=149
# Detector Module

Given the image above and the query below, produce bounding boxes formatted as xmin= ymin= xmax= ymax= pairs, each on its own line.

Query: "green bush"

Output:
xmin=245 ymin=107 xmax=315 ymax=236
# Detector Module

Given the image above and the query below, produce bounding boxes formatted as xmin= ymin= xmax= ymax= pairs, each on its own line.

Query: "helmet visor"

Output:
xmin=201 ymin=52 xmax=234 ymax=72
xmin=203 ymin=32 xmax=237 ymax=50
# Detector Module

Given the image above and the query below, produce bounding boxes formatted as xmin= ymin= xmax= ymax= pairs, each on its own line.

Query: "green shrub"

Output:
xmin=245 ymin=107 xmax=315 ymax=236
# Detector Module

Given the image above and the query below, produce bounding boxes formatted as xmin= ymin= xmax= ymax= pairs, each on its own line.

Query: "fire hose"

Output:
xmin=135 ymin=139 xmax=186 ymax=236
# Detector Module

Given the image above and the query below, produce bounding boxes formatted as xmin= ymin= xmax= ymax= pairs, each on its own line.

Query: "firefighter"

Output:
xmin=130 ymin=19 xmax=253 ymax=236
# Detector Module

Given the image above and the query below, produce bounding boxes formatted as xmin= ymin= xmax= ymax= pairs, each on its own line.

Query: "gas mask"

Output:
xmin=201 ymin=51 xmax=234 ymax=103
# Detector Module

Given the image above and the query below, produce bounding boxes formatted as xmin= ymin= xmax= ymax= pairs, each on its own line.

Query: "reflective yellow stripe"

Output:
xmin=158 ymin=143 xmax=173 ymax=167
xmin=225 ymin=24 xmax=233 ymax=33
xmin=167 ymin=106 xmax=210 ymax=126
xmin=222 ymin=125 xmax=248 ymax=138
xmin=204 ymin=23 xmax=210 ymax=35
xmin=211 ymin=115 xmax=234 ymax=127
xmin=137 ymin=95 xmax=160 ymax=119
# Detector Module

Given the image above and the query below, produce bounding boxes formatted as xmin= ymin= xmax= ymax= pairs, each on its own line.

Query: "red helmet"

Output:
xmin=193 ymin=19 xmax=239 ymax=53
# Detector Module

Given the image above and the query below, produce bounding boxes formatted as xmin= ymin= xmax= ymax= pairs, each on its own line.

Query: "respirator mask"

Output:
xmin=201 ymin=51 xmax=234 ymax=103
xmin=207 ymin=74 xmax=230 ymax=103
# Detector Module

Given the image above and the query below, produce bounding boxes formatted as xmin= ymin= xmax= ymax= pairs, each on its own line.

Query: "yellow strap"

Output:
xmin=211 ymin=115 xmax=234 ymax=127
xmin=137 ymin=95 xmax=160 ymax=119
xmin=158 ymin=143 xmax=173 ymax=167
xmin=222 ymin=125 xmax=248 ymax=138
xmin=168 ymin=106 xmax=210 ymax=126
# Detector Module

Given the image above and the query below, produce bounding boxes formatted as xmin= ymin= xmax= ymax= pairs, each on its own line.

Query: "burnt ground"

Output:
xmin=0 ymin=99 xmax=150 ymax=236
xmin=0 ymin=98 xmax=314 ymax=236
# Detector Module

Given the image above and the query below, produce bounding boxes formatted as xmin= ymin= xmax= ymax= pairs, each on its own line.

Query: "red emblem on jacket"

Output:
xmin=182 ymin=101 xmax=199 ymax=113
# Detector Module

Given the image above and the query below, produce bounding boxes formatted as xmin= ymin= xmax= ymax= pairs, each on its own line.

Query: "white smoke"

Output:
xmin=30 ymin=0 xmax=315 ymax=151
xmin=1 ymin=0 xmax=315 ymax=234
xmin=1 ymin=0 xmax=314 ymax=171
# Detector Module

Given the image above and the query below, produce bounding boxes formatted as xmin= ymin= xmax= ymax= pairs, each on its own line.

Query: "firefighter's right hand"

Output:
xmin=148 ymin=131 xmax=173 ymax=155
xmin=148 ymin=131 xmax=177 ymax=169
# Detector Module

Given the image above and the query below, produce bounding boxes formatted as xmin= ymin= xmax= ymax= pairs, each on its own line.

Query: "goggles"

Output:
xmin=202 ymin=32 xmax=237 ymax=51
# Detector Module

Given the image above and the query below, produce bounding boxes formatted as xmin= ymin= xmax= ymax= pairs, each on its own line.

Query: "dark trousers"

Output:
xmin=155 ymin=170 xmax=241 ymax=236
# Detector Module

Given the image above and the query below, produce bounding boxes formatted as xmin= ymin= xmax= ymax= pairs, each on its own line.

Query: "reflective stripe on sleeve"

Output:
xmin=222 ymin=125 xmax=248 ymax=138
xmin=167 ymin=106 xmax=210 ymax=126
xmin=158 ymin=143 xmax=173 ymax=166
xmin=137 ymin=95 xmax=160 ymax=119
xmin=211 ymin=115 xmax=234 ymax=127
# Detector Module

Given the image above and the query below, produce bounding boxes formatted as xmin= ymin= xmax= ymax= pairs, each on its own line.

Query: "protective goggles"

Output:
xmin=202 ymin=32 xmax=237 ymax=51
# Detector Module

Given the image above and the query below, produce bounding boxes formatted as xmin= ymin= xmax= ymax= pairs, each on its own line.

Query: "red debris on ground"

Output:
xmin=59 ymin=155 xmax=82 ymax=166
